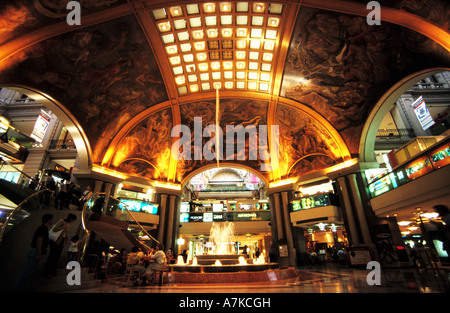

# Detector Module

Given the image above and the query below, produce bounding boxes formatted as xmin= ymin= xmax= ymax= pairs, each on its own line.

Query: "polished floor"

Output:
xmin=67 ymin=264 xmax=450 ymax=294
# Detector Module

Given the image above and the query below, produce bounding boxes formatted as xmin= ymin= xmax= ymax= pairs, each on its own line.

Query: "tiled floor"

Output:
xmin=66 ymin=264 xmax=450 ymax=294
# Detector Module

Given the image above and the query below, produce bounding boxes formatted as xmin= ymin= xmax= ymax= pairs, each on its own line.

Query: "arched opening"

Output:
xmin=359 ymin=68 xmax=450 ymax=163
xmin=178 ymin=164 xmax=271 ymax=262
xmin=0 ymin=85 xmax=92 ymax=172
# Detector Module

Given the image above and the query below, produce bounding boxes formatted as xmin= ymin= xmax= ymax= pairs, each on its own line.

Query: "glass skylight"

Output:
xmin=152 ymin=2 xmax=283 ymax=95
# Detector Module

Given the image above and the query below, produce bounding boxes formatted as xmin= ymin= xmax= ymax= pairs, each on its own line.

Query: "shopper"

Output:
xmin=44 ymin=213 xmax=77 ymax=276
xmin=14 ymin=213 xmax=53 ymax=291
xmin=432 ymin=205 xmax=450 ymax=256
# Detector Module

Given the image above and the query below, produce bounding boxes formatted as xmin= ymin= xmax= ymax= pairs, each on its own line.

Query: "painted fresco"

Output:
xmin=282 ymin=7 xmax=450 ymax=154
xmin=110 ymin=108 xmax=173 ymax=181
xmin=276 ymin=103 xmax=343 ymax=178
xmin=0 ymin=15 xmax=168 ymax=162
xmin=0 ymin=0 xmax=125 ymax=46
xmin=176 ymin=99 xmax=270 ymax=183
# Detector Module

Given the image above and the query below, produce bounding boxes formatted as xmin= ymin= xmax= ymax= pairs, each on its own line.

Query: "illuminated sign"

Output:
xmin=31 ymin=110 xmax=51 ymax=143
xmin=412 ymin=96 xmax=435 ymax=130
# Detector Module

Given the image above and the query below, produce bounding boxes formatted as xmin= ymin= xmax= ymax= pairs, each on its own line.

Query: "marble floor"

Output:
xmin=67 ymin=264 xmax=450 ymax=294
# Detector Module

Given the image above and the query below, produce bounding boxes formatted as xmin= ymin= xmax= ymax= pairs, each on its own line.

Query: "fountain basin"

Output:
xmin=170 ymin=262 xmax=279 ymax=273
xmin=168 ymin=266 xmax=297 ymax=284
xmin=194 ymin=254 xmax=244 ymax=265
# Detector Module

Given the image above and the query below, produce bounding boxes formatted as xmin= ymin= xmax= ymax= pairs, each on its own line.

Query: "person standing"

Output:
xmin=44 ymin=213 xmax=77 ymax=277
xmin=15 ymin=214 xmax=53 ymax=291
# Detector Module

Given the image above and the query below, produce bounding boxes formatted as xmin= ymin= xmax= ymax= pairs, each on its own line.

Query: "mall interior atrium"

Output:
xmin=0 ymin=0 xmax=449 ymax=297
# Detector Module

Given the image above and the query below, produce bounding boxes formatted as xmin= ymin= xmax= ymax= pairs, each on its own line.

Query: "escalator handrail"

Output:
xmin=79 ymin=192 xmax=158 ymax=261
xmin=0 ymin=189 xmax=47 ymax=243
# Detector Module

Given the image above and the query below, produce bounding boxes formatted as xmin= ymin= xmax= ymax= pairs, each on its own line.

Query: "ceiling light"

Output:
xmin=236 ymin=51 xmax=246 ymax=59
xmin=421 ymin=212 xmax=440 ymax=219
xmin=248 ymin=81 xmax=257 ymax=89
xmin=196 ymin=53 xmax=207 ymax=61
xmin=175 ymin=76 xmax=185 ymax=85
xmin=166 ymin=45 xmax=177 ymax=54
xmin=194 ymin=42 xmax=206 ymax=50
xmin=204 ymin=3 xmax=216 ymax=13
xmin=259 ymin=83 xmax=269 ymax=91
xmin=264 ymin=41 xmax=275 ymax=50
xmin=158 ymin=22 xmax=171 ymax=32
xmin=262 ymin=52 xmax=273 ymax=61
xmin=223 ymin=61 xmax=233 ymax=69
xmin=253 ymin=3 xmax=265 ymax=12
xmin=192 ymin=30 xmax=204 ymax=39
xmin=236 ymin=62 xmax=246 ymax=69
xmin=236 ymin=40 xmax=246 ymax=49
xmin=187 ymin=74 xmax=197 ymax=82
xmin=398 ymin=221 xmax=412 ymax=226
xmin=207 ymin=29 xmax=219 ymax=38
xmin=268 ymin=17 xmax=280 ymax=27
xmin=211 ymin=62 xmax=221 ymax=70
xmin=237 ymin=28 xmax=248 ymax=37
xmin=170 ymin=6 xmax=183 ymax=17
xmin=260 ymin=73 xmax=270 ymax=81
xmin=169 ymin=56 xmax=181 ymax=65
xmin=222 ymin=28 xmax=233 ymax=37
xmin=220 ymin=2 xmax=232 ymax=12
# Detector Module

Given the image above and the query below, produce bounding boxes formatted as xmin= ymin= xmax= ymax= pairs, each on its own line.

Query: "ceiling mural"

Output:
xmin=0 ymin=1 xmax=449 ymax=185
xmin=276 ymin=103 xmax=344 ymax=178
xmin=281 ymin=7 xmax=450 ymax=154
xmin=110 ymin=108 xmax=173 ymax=181
xmin=0 ymin=0 xmax=125 ymax=46
xmin=0 ymin=14 xmax=168 ymax=162
xmin=176 ymin=99 xmax=270 ymax=183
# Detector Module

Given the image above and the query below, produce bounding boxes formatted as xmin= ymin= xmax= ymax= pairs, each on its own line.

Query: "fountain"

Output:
xmin=169 ymin=222 xmax=297 ymax=283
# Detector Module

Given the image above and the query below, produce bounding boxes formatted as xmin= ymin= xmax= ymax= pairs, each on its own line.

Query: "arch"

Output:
xmin=180 ymin=162 xmax=269 ymax=188
xmin=1 ymin=85 xmax=92 ymax=171
xmin=359 ymin=67 xmax=450 ymax=163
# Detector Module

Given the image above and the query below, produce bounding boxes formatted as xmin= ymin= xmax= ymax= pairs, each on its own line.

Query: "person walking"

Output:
xmin=44 ymin=213 xmax=77 ymax=277
xmin=15 ymin=213 xmax=53 ymax=291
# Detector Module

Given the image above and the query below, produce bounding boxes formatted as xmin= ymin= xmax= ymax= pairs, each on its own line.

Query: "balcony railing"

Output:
xmin=48 ymin=139 xmax=76 ymax=150
xmin=376 ymin=128 xmax=415 ymax=140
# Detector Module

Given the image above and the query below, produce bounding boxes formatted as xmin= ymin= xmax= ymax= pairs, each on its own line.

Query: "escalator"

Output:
xmin=0 ymin=176 xmax=158 ymax=291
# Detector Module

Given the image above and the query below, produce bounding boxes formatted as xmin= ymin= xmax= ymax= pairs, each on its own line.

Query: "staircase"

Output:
xmin=0 ymin=182 xmax=150 ymax=292
xmin=85 ymin=212 xmax=143 ymax=252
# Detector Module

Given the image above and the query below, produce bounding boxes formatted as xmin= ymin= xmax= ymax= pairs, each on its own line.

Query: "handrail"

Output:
xmin=0 ymin=189 xmax=47 ymax=243
xmin=79 ymin=192 xmax=158 ymax=261
xmin=0 ymin=157 xmax=56 ymax=243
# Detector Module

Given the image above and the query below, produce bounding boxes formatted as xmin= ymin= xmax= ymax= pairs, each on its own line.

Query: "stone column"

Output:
xmin=93 ymin=180 xmax=103 ymax=193
xmin=272 ymin=192 xmax=284 ymax=241
xmin=165 ymin=195 xmax=177 ymax=251
xmin=347 ymin=174 xmax=372 ymax=244
xmin=158 ymin=194 xmax=168 ymax=245
xmin=337 ymin=176 xmax=360 ymax=245
xmin=281 ymin=191 xmax=296 ymax=267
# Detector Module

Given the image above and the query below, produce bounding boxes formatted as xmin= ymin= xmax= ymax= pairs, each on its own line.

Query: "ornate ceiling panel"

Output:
xmin=0 ymin=0 xmax=449 ymax=184
xmin=0 ymin=14 xmax=168 ymax=162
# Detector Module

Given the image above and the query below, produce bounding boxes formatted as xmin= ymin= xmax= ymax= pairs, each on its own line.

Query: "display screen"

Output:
xmin=180 ymin=213 xmax=189 ymax=223
xmin=430 ymin=144 xmax=450 ymax=168
xmin=212 ymin=203 xmax=223 ymax=212
xmin=291 ymin=194 xmax=330 ymax=211
xmin=405 ymin=157 xmax=432 ymax=180
xmin=180 ymin=202 xmax=190 ymax=212
xmin=369 ymin=175 xmax=393 ymax=197
xmin=119 ymin=199 xmax=158 ymax=214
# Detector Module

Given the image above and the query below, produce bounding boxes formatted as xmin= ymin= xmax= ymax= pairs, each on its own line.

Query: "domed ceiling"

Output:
xmin=0 ymin=0 xmax=449 ymax=185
